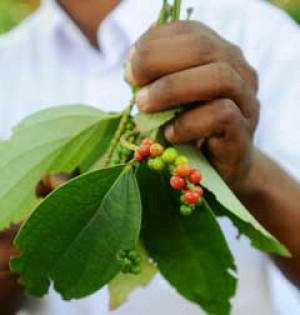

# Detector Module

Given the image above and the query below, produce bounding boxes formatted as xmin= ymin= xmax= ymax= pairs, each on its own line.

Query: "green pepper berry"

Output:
xmin=120 ymin=146 xmax=131 ymax=156
xmin=130 ymin=265 xmax=142 ymax=275
xmin=162 ymin=148 xmax=178 ymax=164
xmin=128 ymin=250 xmax=139 ymax=261
xmin=148 ymin=157 xmax=165 ymax=171
xmin=180 ymin=205 xmax=194 ymax=216
xmin=125 ymin=120 xmax=135 ymax=131
xmin=121 ymin=257 xmax=133 ymax=273
xmin=175 ymin=155 xmax=189 ymax=166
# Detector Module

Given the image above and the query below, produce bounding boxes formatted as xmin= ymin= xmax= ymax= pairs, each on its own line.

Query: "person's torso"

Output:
xmin=2 ymin=0 xmax=299 ymax=314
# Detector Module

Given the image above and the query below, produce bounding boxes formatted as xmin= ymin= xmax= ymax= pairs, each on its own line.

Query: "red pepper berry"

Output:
xmin=184 ymin=190 xmax=201 ymax=205
xmin=176 ymin=163 xmax=191 ymax=177
xmin=194 ymin=186 xmax=204 ymax=198
xmin=170 ymin=175 xmax=186 ymax=190
xmin=139 ymin=144 xmax=151 ymax=158
xmin=189 ymin=169 xmax=203 ymax=184
xmin=134 ymin=150 xmax=145 ymax=161
xmin=142 ymin=138 xmax=154 ymax=146
xmin=150 ymin=143 xmax=164 ymax=157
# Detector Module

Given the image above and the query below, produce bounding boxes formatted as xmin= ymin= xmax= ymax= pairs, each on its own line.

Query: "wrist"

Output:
xmin=230 ymin=148 xmax=264 ymax=199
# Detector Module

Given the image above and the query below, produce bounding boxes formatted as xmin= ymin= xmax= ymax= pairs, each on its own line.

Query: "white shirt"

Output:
xmin=1 ymin=0 xmax=300 ymax=314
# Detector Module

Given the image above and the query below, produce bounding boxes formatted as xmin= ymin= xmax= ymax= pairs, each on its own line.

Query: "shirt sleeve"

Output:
xmin=239 ymin=1 xmax=300 ymax=181
xmin=233 ymin=2 xmax=300 ymax=312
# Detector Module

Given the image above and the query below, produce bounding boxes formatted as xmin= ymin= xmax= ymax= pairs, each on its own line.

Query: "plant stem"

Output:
xmin=120 ymin=134 xmax=139 ymax=151
xmin=158 ymin=0 xmax=169 ymax=24
xmin=172 ymin=0 xmax=182 ymax=21
xmin=103 ymin=97 xmax=135 ymax=167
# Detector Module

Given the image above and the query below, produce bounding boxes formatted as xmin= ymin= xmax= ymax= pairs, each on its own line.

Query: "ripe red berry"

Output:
xmin=150 ymin=143 xmax=164 ymax=157
xmin=189 ymin=169 xmax=203 ymax=184
xmin=170 ymin=175 xmax=186 ymax=190
xmin=184 ymin=190 xmax=201 ymax=205
xmin=139 ymin=144 xmax=151 ymax=158
xmin=194 ymin=186 xmax=204 ymax=198
xmin=176 ymin=163 xmax=191 ymax=177
xmin=142 ymin=138 xmax=154 ymax=146
xmin=134 ymin=150 xmax=145 ymax=161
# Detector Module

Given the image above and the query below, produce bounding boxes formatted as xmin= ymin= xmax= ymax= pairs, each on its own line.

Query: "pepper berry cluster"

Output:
xmin=111 ymin=120 xmax=136 ymax=166
xmin=134 ymin=138 xmax=204 ymax=216
xmin=118 ymin=249 xmax=141 ymax=275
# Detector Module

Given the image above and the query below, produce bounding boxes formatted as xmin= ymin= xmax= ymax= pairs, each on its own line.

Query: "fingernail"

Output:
xmin=136 ymin=87 xmax=149 ymax=110
xmin=165 ymin=124 xmax=175 ymax=141
xmin=196 ymin=138 xmax=205 ymax=148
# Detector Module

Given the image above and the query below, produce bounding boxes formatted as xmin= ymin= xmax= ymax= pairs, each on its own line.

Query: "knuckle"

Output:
xmin=247 ymin=64 xmax=259 ymax=92
xmin=172 ymin=20 xmax=199 ymax=34
xmin=193 ymin=33 xmax=216 ymax=57
xmin=249 ymin=97 xmax=260 ymax=130
xmin=132 ymin=42 xmax=154 ymax=85
xmin=214 ymin=62 xmax=236 ymax=94
xmin=217 ymin=99 xmax=239 ymax=126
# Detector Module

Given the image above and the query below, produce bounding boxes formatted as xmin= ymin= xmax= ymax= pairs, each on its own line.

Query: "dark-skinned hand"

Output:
xmin=126 ymin=21 xmax=260 ymax=187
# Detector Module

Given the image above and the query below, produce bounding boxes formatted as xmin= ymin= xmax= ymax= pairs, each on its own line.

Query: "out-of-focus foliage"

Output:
xmin=270 ymin=0 xmax=300 ymax=24
xmin=0 ymin=0 xmax=39 ymax=34
xmin=0 ymin=1 xmax=299 ymax=33
xmin=0 ymin=0 xmax=299 ymax=35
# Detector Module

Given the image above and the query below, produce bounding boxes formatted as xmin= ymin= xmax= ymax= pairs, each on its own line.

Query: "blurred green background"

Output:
xmin=0 ymin=0 xmax=299 ymax=35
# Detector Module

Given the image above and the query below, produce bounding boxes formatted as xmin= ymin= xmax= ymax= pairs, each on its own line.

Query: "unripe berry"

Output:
xmin=120 ymin=146 xmax=131 ymax=156
xmin=176 ymin=163 xmax=191 ymax=177
xmin=148 ymin=157 xmax=165 ymax=171
xmin=170 ymin=175 xmax=186 ymax=190
xmin=189 ymin=169 xmax=203 ymax=184
xmin=134 ymin=150 xmax=145 ymax=161
xmin=162 ymin=148 xmax=178 ymax=164
xmin=175 ymin=155 xmax=189 ymax=166
xmin=131 ymin=265 xmax=142 ymax=275
xmin=180 ymin=205 xmax=194 ymax=216
xmin=126 ymin=120 xmax=135 ymax=130
xmin=184 ymin=190 xmax=201 ymax=205
xmin=141 ymin=138 xmax=154 ymax=146
xmin=150 ymin=143 xmax=164 ymax=157
xmin=128 ymin=250 xmax=140 ymax=264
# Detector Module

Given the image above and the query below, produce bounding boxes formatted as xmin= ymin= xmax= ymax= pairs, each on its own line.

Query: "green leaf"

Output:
xmin=11 ymin=166 xmax=142 ymax=299
xmin=108 ymin=241 xmax=157 ymax=310
xmin=0 ymin=105 xmax=120 ymax=229
xmin=176 ymin=144 xmax=290 ymax=257
xmin=134 ymin=108 xmax=182 ymax=133
xmin=137 ymin=166 xmax=237 ymax=315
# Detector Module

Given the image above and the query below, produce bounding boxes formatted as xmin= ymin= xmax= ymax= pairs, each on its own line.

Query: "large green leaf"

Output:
xmin=0 ymin=105 xmax=120 ymax=229
xmin=108 ymin=241 xmax=157 ymax=310
xmin=176 ymin=145 xmax=290 ymax=257
xmin=11 ymin=165 xmax=142 ymax=299
xmin=137 ymin=166 xmax=237 ymax=315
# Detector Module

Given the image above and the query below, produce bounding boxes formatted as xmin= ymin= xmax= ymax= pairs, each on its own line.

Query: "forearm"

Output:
xmin=0 ymin=227 xmax=26 ymax=314
xmin=0 ymin=271 xmax=25 ymax=315
xmin=232 ymin=148 xmax=300 ymax=285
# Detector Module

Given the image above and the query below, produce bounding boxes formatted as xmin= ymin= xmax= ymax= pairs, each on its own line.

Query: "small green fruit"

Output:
xmin=175 ymin=155 xmax=189 ymax=166
xmin=180 ymin=205 xmax=194 ymax=216
xmin=148 ymin=157 xmax=165 ymax=171
xmin=162 ymin=148 xmax=178 ymax=164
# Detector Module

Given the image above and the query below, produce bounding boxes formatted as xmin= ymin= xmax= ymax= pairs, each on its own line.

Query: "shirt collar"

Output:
xmin=40 ymin=0 xmax=161 ymax=68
